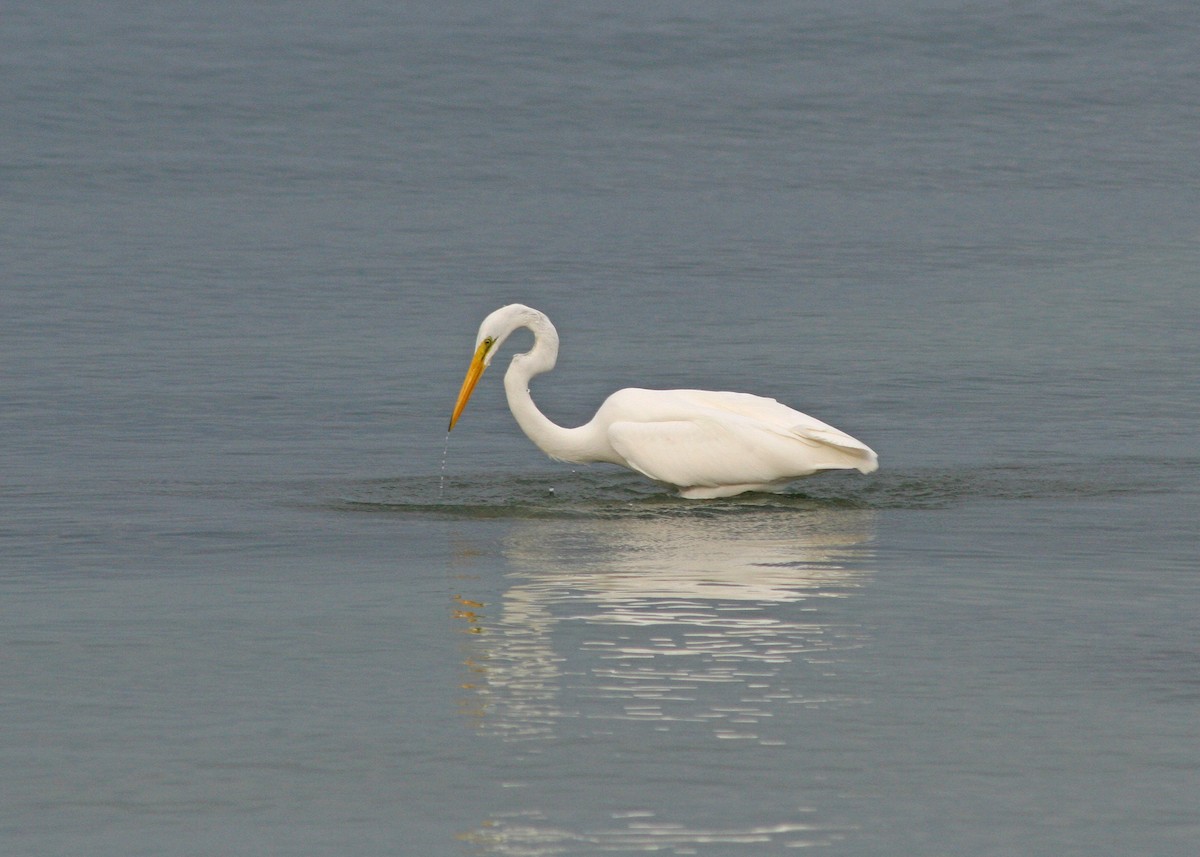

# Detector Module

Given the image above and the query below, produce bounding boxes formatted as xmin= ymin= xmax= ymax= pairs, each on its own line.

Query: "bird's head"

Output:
xmin=448 ymin=304 xmax=546 ymax=431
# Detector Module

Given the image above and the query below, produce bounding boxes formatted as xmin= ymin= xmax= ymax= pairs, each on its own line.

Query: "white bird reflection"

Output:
xmin=454 ymin=508 xmax=875 ymax=743
xmin=453 ymin=507 xmax=875 ymax=854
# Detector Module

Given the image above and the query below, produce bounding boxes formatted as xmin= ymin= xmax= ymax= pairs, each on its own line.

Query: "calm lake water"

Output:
xmin=3 ymin=1 xmax=1198 ymax=854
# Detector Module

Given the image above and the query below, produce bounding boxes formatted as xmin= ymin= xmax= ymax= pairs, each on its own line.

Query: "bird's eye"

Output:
xmin=484 ymin=337 xmax=495 ymax=347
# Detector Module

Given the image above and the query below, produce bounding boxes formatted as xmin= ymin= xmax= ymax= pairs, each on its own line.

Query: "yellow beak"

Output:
xmin=448 ymin=340 xmax=491 ymax=431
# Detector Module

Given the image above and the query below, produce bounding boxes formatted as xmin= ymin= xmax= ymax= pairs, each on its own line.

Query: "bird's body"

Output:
xmin=449 ymin=304 xmax=877 ymax=499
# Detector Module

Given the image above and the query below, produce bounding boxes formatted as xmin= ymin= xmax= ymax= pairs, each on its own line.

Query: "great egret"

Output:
xmin=448 ymin=304 xmax=878 ymax=499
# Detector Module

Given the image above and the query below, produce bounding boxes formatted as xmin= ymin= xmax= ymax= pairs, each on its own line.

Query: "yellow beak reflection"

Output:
xmin=448 ymin=340 xmax=491 ymax=431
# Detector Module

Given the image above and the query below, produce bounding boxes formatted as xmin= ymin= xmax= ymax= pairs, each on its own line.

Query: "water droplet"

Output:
xmin=440 ymin=432 xmax=450 ymax=499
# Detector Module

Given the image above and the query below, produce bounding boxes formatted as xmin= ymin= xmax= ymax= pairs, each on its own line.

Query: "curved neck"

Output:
xmin=502 ymin=319 xmax=599 ymax=464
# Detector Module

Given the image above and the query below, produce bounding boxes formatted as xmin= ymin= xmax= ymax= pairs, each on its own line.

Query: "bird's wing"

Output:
xmin=666 ymin=390 xmax=877 ymax=458
xmin=607 ymin=417 xmax=782 ymax=489
xmin=604 ymin=391 xmax=878 ymax=489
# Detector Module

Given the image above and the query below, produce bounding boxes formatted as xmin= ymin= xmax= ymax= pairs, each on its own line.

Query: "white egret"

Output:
xmin=448 ymin=304 xmax=878 ymax=499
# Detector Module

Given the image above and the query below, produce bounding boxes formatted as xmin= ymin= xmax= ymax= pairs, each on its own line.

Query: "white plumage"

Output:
xmin=449 ymin=304 xmax=877 ymax=499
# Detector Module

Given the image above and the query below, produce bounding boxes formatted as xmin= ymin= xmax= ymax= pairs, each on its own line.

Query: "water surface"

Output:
xmin=3 ymin=1 xmax=1199 ymax=855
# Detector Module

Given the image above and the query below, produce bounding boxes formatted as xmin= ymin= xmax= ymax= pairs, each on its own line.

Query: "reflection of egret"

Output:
xmin=454 ymin=510 xmax=876 ymax=854
xmin=453 ymin=509 xmax=875 ymax=742
xmin=449 ymin=304 xmax=878 ymax=498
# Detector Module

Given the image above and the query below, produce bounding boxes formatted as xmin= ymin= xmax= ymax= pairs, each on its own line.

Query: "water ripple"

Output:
xmin=460 ymin=810 xmax=849 ymax=854
xmin=325 ymin=455 xmax=1189 ymax=518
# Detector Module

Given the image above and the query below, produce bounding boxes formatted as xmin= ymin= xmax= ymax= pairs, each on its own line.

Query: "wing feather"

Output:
xmin=603 ymin=389 xmax=877 ymax=492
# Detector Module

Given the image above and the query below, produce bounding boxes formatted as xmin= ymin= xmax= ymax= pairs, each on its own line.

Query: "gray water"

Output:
xmin=3 ymin=1 xmax=1199 ymax=854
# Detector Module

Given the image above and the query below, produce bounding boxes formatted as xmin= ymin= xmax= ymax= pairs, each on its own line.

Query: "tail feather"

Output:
xmin=796 ymin=425 xmax=879 ymax=474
